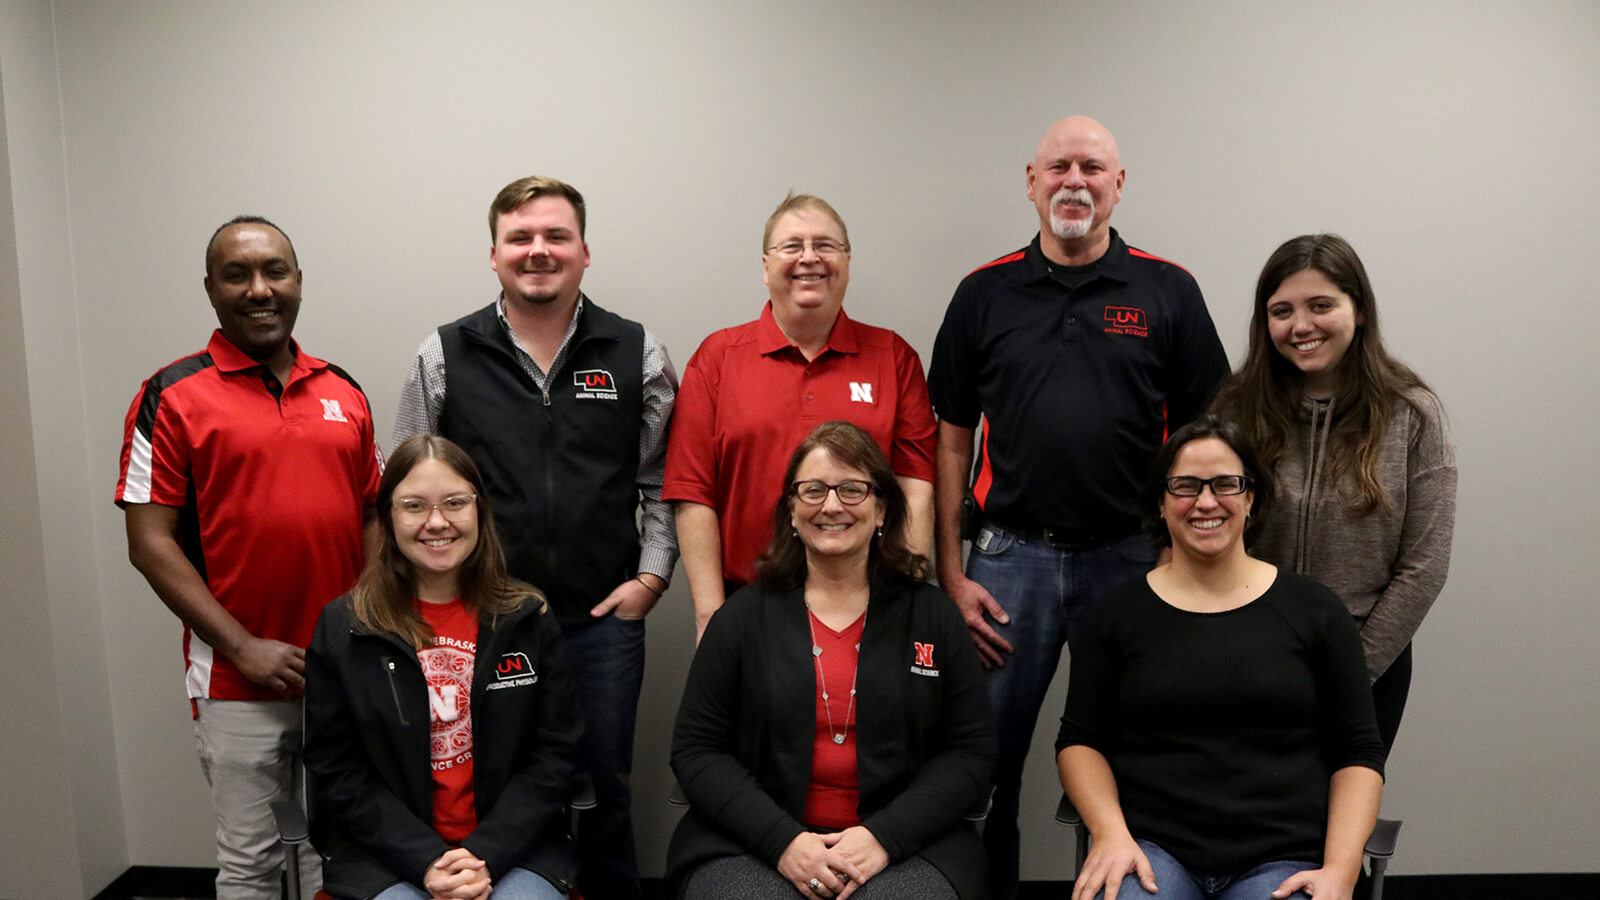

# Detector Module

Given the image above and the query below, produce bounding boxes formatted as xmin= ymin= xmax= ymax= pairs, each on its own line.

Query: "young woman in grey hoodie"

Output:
xmin=1211 ymin=233 xmax=1456 ymax=752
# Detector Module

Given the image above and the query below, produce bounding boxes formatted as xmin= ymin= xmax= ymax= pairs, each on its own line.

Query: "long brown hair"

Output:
xmin=350 ymin=434 xmax=543 ymax=649
xmin=754 ymin=421 xmax=929 ymax=589
xmin=1211 ymin=234 xmax=1431 ymax=514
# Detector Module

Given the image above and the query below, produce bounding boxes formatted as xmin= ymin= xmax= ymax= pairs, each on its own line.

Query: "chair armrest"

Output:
xmin=1366 ymin=817 xmax=1402 ymax=860
xmin=271 ymin=798 xmax=309 ymax=846
xmin=571 ymin=772 xmax=598 ymax=812
xmin=667 ymin=780 xmax=690 ymax=808
xmin=1054 ymin=793 xmax=1082 ymax=827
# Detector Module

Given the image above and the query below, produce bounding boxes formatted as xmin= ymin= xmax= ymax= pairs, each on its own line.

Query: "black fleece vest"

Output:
xmin=437 ymin=300 xmax=645 ymax=624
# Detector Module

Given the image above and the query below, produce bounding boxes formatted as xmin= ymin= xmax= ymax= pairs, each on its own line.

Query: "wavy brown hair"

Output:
xmin=754 ymin=421 xmax=929 ymax=589
xmin=350 ymin=434 xmax=543 ymax=649
xmin=1211 ymin=234 xmax=1432 ymax=514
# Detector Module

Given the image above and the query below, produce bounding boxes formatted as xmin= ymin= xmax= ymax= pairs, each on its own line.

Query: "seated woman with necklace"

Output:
xmin=666 ymin=420 xmax=995 ymax=900
xmin=1057 ymin=415 xmax=1386 ymax=900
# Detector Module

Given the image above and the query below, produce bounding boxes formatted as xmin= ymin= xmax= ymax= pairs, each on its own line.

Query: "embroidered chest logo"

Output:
xmin=1102 ymin=306 xmax=1149 ymax=338
xmin=320 ymin=398 xmax=348 ymax=422
xmin=849 ymin=382 xmax=875 ymax=403
xmin=573 ymin=369 xmax=619 ymax=401
xmin=911 ymin=641 xmax=939 ymax=677
xmin=485 ymin=651 xmax=538 ymax=691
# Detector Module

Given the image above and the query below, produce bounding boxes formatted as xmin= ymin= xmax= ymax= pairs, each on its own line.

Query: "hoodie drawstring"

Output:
xmin=1294 ymin=397 xmax=1336 ymax=574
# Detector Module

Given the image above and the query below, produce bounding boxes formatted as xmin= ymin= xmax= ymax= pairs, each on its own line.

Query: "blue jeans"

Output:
xmin=1095 ymin=839 xmax=1317 ymax=900
xmin=374 ymin=866 xmax=565 ymax=900
xmin=969 ymin=525 xmax=1157 ymax=900
xmin=562 ymin=614 xmax=647 ymax=900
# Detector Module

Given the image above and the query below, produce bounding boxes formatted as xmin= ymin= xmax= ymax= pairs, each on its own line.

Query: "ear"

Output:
xmin=1025 ymin=162 xmax=1038 ymax=201
xmin=489 ymin=243 xmax=500 ymax=273
xmin=1113 ymin=167 xmax=1126 ymax=202
xmin=580 ymin=240 xmax=591 ymax=270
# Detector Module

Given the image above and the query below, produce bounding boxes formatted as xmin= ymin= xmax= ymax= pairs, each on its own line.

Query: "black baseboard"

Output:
xmin=91 ymin=867 xmax=1600 ymax=900
xmin=91 ymin=866 xmax=217 ymax=900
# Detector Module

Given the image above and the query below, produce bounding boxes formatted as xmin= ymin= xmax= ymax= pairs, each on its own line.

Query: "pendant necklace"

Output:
xmin=806 ymin=603 xmax=862 ymax=745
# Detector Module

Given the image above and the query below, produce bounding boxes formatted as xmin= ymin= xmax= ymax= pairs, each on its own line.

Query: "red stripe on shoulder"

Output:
xmin=1126 ymin=247 xmax=1192 ymax=276
xmin=968 ymin=250 xmax=1026 ymax=276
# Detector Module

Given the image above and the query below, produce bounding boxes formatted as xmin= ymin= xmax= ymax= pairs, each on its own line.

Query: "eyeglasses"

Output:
xmin=1163 ymin=475 xmax=1253 ymax=497
xmin=791 ymin=480 xmax=875 ymax=505
xmin=393 ymin=493 xmax=478 ymax=523
xmin=765 ymin=238 xmax=850 ymax=259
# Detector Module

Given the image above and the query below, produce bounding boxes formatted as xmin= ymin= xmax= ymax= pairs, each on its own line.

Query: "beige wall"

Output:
xmin=3 ymin=1 xmax=1596 ymax=891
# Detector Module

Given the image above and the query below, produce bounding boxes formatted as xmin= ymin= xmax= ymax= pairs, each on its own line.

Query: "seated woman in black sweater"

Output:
xmin=1056 ymin=415 xmax=1385 ymax=900
xmin=667 ymin=421 xmax=995 ymax=900
xmin=305 ymin=435 xmax=579 ymax=900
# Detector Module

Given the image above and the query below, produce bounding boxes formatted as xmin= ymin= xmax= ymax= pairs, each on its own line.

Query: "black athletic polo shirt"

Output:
xmin=929 ymin=230 xmax=1230 ymax=543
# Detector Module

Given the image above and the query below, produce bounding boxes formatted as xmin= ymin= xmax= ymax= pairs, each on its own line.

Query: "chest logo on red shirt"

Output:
xmin=849 ymin=382 xmax=875 ymax=403
xmin=485 ymin=651 xmax=538 ymax=691
xmin=574 ymin=369 xmax=619 ymax=401
xmin=319 ymin=398 xmax=349 ymax=422
xmin=1102 ymin=306 xmax=1149 ymax=338
xmin=911 ymin=641 xmax=939 ymax=677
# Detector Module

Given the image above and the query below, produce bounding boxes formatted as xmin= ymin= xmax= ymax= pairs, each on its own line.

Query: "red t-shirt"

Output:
xmin=417 ymin=598 xmax=479 ymax=843
xmin=115 ymin=331 xmax=383 ymax=702
xmin=663 ymin=305 xmax=936 ymax=586
xmin=802 ymin=611 xmax=865 ymax=829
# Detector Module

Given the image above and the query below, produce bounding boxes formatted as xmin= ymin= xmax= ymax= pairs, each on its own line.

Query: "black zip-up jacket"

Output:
xmin=666 ymin=579 xmax=996 ymax=899
xmin=305 ymin=593 xmax=580 ymax=898
xmin=437 ymin=300 xmax=645 ymax=626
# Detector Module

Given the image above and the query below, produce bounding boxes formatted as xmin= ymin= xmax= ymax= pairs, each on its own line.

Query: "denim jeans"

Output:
xmin=374 ymin=866 xmax=565 ymax=900
xmin=1094 ymin=839 xmax=1317 ymax=900
xmin=562 ymin=613 xmax=647 ymax=900
xmin=968 ymin=524 xmax=1158 ymax=900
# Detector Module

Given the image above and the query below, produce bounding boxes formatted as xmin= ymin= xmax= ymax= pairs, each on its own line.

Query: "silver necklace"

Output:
xmin=806 ymin=605 xmax=862 ymax=745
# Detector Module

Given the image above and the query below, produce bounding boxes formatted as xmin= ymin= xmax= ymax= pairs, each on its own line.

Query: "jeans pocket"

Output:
xmin=972 ymin=524 xmax=1017 ymax=556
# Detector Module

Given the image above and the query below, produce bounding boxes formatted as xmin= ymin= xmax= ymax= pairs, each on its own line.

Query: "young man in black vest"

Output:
xmin=394 ymin=176 xmax=678 ymax=900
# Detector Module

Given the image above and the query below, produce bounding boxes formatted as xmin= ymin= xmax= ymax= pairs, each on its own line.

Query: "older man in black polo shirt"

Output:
xmin=928 ymin=115 xmax=1230 ymax=899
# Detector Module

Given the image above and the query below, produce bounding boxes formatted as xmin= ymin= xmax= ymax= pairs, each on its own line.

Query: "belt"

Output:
xmin=985 ymin=520 xmax=1110 ymax=551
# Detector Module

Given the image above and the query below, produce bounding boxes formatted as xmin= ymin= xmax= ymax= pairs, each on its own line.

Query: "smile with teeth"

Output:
xmin=246 ymin=310 xmax=277 ymax=319
xmin=421 ymin=537 xmax=456 ymax=547
xmin=1188 ymin=518 xmax=1224 ymax=530
xmin=1293 ymin=338 xmax=1326 ymax=352
xmin=814 ymin=523 xmax=852 ymax=531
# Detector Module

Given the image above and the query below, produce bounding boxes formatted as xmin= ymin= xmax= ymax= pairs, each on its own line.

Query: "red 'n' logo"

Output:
xmin=495 ymin=652 xmax=532 ymax=679
xmin=1104 ymin=306 xmax=1146 ymax=328
xmin=914 ymin=642 xmax=935 ymax=668
xmin=573 ymin=369 xmax=616 ymax=391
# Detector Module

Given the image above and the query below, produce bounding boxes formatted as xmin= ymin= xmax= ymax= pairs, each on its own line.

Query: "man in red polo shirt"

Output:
xmin=665 ymin=193 xmax=937 ymax=639
xmin=117 ymin=216 xmax=381 ymax=900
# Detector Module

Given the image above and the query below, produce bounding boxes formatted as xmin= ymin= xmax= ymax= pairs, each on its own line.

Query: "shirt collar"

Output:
xmin=756 ymin=302 xmax=859 ymax=357
xmin=1020 ymin=228 xmax=1133 ymax=285
xmin=206 ymin=329 xmax=322 ymax=376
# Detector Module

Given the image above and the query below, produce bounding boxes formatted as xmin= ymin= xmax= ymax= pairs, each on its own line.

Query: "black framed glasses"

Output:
xmin=791 ymin=480 xmax=875 ymax=505
xmin=393 ymin=493 xmax=478 ymax=523
xmin=1163 ymin=475 xmax=1253 ymax=497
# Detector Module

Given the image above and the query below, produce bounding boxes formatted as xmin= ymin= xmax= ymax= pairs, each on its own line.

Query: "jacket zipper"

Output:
xmin=384 ymin=658 xmax=410 ymax=726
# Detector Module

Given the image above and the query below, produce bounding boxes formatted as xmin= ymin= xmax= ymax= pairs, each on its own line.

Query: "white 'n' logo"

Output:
xmin=427 ymin=684 xmax=460 ymax=722
xmin=320 ymin=399 xmax=348 ymax=422
xmin=849 ymin=382 xmax=874 ymax=403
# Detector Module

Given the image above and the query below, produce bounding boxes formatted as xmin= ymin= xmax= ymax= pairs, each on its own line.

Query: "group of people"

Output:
xmin=115 ymin=113 xmax=1454 ymax=900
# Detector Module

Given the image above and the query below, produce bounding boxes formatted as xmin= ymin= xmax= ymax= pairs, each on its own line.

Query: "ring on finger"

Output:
xmin=807 ymin=877 xmax=824 ymax=893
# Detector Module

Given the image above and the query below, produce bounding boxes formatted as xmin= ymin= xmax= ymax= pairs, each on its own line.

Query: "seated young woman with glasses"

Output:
xmin=1056 ymin=415 xmax=1386 ymax=900
xmin=665 ymin=421 xmax=994 ymax=900
xmin=305 ymin=434 xmax=579 ymax=900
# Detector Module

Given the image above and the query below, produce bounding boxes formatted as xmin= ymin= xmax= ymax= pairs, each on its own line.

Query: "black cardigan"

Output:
xmin=666 ymin=579 xmax=995 ymax=899
xmin=305 ymin=594 xmax=580 ymax=898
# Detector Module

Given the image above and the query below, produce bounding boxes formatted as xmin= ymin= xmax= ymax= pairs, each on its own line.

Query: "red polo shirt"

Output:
xmin=664 ymin=304 xmax=936 ymax=586
xmin=116 ymin=331 xmax=383 ymax=703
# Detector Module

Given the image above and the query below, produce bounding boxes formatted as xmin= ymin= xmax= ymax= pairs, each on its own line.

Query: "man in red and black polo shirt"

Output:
xmin=928 ymin=117 xmax=1230 ymax=899
xmin=117 ymin=216 xmax=382 ymax=900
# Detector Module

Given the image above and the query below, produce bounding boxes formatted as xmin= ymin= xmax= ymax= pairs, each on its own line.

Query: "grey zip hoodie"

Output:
xmin=1251 ymin=386 xmax=1456 ymax=680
